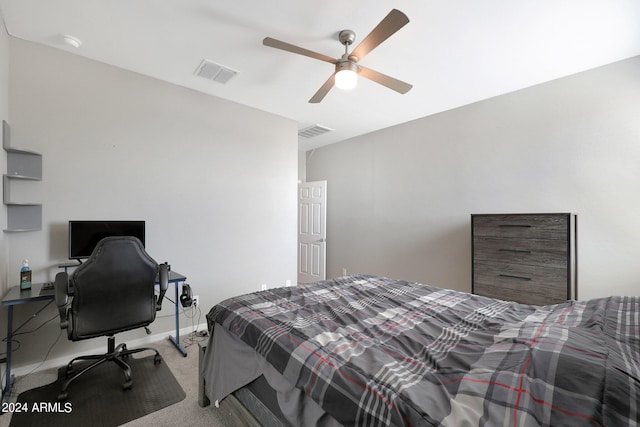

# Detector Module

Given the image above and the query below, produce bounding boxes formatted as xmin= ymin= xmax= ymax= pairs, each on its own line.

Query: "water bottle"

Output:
xmin=20 ymin=259 xmax=32 ymax=290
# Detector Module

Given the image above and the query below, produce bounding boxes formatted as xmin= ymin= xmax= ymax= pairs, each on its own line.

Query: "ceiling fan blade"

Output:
xmin=350 ymin=9 xmax=409 ymax=62
xmin=309 ymin=73 xmax=336 ymax=103
xmin=358 ymin=66 xmax=412 ymax=94
xmin=263 ymin=37 xmax=336 ymax=64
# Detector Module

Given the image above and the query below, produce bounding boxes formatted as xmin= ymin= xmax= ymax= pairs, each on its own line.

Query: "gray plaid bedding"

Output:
xmin=207 ymin=275 xmax=640 ymax=426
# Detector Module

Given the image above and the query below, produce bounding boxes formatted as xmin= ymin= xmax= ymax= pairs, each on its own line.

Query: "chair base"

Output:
xmin=58 ymin=335 xmax=162 ymax=401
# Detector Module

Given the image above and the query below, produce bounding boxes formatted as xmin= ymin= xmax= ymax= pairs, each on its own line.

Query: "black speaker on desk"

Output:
xmin=180 ymin=284 xmax=193 ymax=307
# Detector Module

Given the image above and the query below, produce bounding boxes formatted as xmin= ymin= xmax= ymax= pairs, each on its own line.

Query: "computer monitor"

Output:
xmin=68 ymin=220 xmax=146 ymax=260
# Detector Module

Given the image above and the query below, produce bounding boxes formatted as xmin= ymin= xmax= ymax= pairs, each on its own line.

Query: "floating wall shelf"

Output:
xmin=3 ymin=120 xmax=43 ymax=232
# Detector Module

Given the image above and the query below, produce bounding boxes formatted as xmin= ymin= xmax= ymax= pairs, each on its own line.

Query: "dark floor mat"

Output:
xmin=9 ymin=354 xmax=186 ymax=427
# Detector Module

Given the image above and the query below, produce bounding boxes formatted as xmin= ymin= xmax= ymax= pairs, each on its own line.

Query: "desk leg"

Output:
xmin=169 ymin=280 xmax=187 ymax=357
xmin=2 ymin=306 xmax=14 ymax=406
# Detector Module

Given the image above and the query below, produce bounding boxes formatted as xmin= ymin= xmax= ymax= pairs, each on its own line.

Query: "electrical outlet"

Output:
xmin=193 ymin=295 xmax=199 ymax=308
xmin=285 ymin=280 xmax=292 ymax=287
xmin=261 ymin=284 xmax=267 ymax=291
xmin=342 ymin=268 xmax=347 ymax=276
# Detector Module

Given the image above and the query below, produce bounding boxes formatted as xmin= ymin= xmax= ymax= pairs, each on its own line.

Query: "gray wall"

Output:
xmin=3 ymin=38 xmax=298 ymax=368
xmin=307 ymin=55 xmax=640 ymax=300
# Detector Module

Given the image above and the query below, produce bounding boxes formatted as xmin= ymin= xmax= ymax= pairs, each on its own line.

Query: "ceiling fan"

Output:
xmin=263 ymin=9 xmax=413 ymax=103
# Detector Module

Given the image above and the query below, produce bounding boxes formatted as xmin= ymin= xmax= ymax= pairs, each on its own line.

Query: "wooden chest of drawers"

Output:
xmin=471 ymin=213 xmax=577 ymax=305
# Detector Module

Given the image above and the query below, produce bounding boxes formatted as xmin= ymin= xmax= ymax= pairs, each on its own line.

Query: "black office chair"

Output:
xmin=54 ymin=236 xmax=169 ymax=401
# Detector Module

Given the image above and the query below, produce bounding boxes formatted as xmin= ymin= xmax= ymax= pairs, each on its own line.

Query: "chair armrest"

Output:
xmin=54 ymin=272 xmax=70 ymax=329
xmin=156 ymin=263 xmax=169 ymax=311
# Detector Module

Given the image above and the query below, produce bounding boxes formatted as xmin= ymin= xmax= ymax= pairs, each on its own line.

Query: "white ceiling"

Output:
xmin=1 ymin=1 xmax=639 ymax=151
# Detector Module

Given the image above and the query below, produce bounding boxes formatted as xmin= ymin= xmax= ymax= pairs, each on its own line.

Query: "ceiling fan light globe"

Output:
xmin=335 ymin=69 xmax=358 ymax=90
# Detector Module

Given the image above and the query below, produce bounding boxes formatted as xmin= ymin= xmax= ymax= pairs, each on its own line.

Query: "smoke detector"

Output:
xmin=62 ymin=35 xmax=82 ymax=48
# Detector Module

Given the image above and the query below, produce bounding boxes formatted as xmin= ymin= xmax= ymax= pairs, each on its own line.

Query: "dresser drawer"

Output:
xmin=473 ymin=236 xmax=567 ymax=269
xmin=473 ymin=281 xmax=567 ymax=305
xmin=474 ymin=261 xmax=567 ymax=303
xmin=474 ymin=260 xmax=567 ymax=285
xmin=472 ymin=214 xmax=569 ymax=240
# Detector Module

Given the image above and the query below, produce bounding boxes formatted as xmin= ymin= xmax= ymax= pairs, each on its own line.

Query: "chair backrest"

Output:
xmin=69 ymin=236 xmax=159 ymax=340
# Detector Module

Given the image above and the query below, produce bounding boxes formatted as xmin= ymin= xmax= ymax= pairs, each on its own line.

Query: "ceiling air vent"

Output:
xmin=194 ymin=59 xmax=238 ymax=84
xmin=298 ymin=125 xmax=333 ymax=139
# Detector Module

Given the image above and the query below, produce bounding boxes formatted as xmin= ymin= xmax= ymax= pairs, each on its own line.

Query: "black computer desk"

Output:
xmin=1 ymin=271 xmax=188 ymax=406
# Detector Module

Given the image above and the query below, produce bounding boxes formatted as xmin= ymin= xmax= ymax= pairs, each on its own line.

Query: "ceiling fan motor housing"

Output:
xmin=336 ymin=60 xmax=358 ymax=73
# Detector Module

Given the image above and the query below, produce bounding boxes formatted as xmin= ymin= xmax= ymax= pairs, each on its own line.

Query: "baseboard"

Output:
xmin=9 ymin=322 xmax=208 ymax=378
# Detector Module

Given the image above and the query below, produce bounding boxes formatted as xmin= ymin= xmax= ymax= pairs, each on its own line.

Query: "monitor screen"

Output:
xmin=68 ymin=220 xmax=146 ymax=260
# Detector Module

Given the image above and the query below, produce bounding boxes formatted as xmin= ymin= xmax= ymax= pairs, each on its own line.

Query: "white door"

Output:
xmin=298 ymin=181 xmax=327 ymax=284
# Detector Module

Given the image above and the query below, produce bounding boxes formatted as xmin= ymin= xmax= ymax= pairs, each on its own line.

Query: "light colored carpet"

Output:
xmin=0 ymin=333 xmax=256 ymax=427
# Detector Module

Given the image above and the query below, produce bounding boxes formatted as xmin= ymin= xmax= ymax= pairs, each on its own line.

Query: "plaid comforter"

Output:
xmin=207 ymin=275 xmax=640 ymax=426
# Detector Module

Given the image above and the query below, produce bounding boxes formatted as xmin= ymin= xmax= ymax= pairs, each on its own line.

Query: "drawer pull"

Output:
xmin=499 ymin=224 xmax=532 ymax=228
xmin=498 ymin=249 xmax=531 ymax=254
xmin=499 ymin=274 xmax=531 ymax=281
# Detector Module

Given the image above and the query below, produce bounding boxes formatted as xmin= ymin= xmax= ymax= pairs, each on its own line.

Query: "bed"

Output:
xmin=199 ymin=274 xmax=639 ymax=426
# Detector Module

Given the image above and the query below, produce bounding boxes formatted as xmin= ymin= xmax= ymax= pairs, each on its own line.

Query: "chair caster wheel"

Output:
xmin=154 ymin=354 xmax=162 ymax=365
xmin=123 ymin=379 xmax=132 ymax=390
xmin=58 ymin=391 xmax=68 ymax=401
